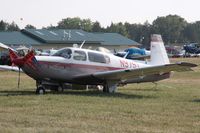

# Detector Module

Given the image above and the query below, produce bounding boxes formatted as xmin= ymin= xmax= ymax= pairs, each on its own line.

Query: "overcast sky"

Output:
xmin=1 ymin=0 xmax=200 ymax=29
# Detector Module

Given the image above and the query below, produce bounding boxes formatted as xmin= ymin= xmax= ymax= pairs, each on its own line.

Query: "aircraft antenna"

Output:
xmin=80 ymin=40 xmax=86 ymax=49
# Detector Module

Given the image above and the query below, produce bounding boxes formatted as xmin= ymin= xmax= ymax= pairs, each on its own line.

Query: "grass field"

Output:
xmin=0 ymin=58 xmax=200 ymax=133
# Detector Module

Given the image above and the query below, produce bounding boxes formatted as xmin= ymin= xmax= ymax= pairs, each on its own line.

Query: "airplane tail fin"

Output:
xmin=149 ymin=34 xmax=170 ymax=65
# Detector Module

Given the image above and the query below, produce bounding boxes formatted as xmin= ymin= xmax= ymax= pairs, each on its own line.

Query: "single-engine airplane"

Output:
xmin=0 ymin=34 xmax=197 ymax=94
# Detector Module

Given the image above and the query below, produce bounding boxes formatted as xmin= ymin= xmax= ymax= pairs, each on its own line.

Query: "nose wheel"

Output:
xmin=35 ymin=81 xmax=65 ymax=94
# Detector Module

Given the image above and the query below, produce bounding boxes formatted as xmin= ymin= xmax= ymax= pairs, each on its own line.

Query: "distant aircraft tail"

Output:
xmin=149 ymin=34 xmax=170 ymax=65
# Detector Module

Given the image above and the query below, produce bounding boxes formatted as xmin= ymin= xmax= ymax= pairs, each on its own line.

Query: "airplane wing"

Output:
xmin=0 ymin=42 xmax=9 ymax=50
xmin=0 ymin=42 xmax=16 ymax=51
xmin=0 ymin=65 xmax=22 ymax=72
xmin=73 ymin=62 xmax=197 ymax=83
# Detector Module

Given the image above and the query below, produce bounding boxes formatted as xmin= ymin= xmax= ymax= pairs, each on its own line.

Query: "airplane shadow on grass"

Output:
xmin=56 ymin=90 xmax=157 ymax=99
xmin=192 ymin=99 xmax=200 ymax=103
xmin=0 ymin=90 xmax=35 ymax=96
xmin=0 ymin=89 xmax=156 ymax=100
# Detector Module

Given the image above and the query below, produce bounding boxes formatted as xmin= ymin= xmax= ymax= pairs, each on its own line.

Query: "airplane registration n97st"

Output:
xmin=0 ymin=34 xmax=197 ymax=94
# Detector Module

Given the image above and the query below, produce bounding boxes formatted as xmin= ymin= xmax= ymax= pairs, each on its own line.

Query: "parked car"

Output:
xmin=165 ymin=46 xmax=183 ymax=58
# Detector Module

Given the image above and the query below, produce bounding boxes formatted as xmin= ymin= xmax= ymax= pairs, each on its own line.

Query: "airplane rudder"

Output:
xmin=150 ymin=34 xmax=170 ymax=65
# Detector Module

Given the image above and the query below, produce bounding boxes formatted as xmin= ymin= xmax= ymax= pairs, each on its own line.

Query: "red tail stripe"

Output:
xmin=9 ymin=49 xmax=18 ymax=62
xmin=23 ymin=51 xmax=35 ymax=62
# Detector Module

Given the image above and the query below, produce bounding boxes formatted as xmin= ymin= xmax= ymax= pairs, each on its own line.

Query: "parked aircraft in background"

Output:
xmin=0 ymin=43 xmax=13 ymax=65
xmin=114 ymin=47 xmax=150 ymax=60
xmin=0 ymin=35 xmax=197 ymax=94
xmin=184 ymin=43 xmax=200 ymax=54
xmin=35 ymin=49 xmax=58 ymax=56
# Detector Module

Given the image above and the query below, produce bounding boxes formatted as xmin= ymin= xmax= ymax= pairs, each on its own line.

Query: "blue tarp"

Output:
xmin=125 ymin=48 xmax=146 ymax=56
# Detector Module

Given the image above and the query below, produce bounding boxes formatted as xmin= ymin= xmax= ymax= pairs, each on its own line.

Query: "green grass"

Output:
xmin=0 ymin=58 xmax=200 ymax=133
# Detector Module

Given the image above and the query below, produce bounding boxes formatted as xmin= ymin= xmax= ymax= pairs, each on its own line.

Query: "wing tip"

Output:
xmin=176 ymin=62 xmax=198 ymax=68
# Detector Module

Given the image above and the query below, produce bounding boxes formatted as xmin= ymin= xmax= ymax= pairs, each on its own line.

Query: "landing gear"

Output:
xmin=35 ymin=81 xmax=65 ymax=94
xmin=36 ymin=81 xmax=45 ymax=95
xmin=103 ymin=82 xmax=117 ymax=93
xmin=36 ymin=86 xmax=45 ymax=95
xmin=56 ymin=84 xmax=64 ymax=92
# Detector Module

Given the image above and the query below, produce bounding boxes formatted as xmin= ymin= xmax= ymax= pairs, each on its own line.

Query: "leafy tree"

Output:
xmin=25 ymin=24 xmax=36 ymax=29
xmin=57 ymin=17 xmax=82 ymax=29
xmin=183 ymin=21 xmax=200 ymax=43
xmin=125 ymin=21 xmax=151 ymax=48
xmin=152 ymin=15 xmax=187 ymax=44
xmin=125 ymin=23 xmax=141 ymax=41
xmin=57 ymin=17 xmax=93 ymax=31
xmin=81 ymin=18 xmax=93 ymax=32
xmin=7 ymin=22 xmax=20 ymax=31
xmin=106 ymin=22 xmax=128 ymax=37
xmin=140 ymin=21 xmax=152 ymax=48
xmin=43 ymin=24 xmax=57 ymax=30
xmin=0 ymin=20 xmax=8 ymax=31
xmin=92 ymin=21 xmax=102 ymax=32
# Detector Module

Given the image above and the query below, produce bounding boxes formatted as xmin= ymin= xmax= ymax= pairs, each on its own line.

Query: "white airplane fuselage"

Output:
xmin=21 ymin=47 xmax=170 ymax=86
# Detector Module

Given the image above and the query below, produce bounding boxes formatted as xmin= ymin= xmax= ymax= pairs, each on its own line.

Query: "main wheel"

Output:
xmin=57 ymin=86 xmax=64 ymax=92
xmin=103 ymin=84 xmax=117 ymax=93
xmin=36 ymin=86 xmax=45 ymax=95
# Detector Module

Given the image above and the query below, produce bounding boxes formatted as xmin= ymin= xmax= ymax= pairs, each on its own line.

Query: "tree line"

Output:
xmin=1 ymin=15 xmax=200 ymax=48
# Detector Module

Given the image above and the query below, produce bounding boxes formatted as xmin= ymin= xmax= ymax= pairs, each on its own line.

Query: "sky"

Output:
xmin=1 ymin=0 xmax=200 ymax=29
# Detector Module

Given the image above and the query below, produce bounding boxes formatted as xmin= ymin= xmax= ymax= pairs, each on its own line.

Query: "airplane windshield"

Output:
xmin=52 ymin=48 xmax=72 ymax=59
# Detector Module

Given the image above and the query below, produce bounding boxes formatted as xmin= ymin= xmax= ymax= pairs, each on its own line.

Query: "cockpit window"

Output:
xmin=73 ymin=50 xmax=87 ymax=61
xmin=52 ymin=48 xmax=72 ymax=59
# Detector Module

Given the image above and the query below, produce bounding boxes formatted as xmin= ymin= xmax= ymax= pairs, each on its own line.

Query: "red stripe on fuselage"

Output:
xmin=38 ymin=61 xmax=124 ymax=71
